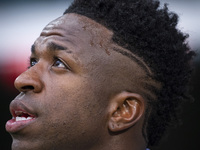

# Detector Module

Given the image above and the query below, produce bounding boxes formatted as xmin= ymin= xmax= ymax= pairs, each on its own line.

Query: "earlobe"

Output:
xmin=108 ymin=92 xmax=145 ymax=132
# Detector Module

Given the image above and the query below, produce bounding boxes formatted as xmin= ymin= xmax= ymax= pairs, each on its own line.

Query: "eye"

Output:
xmin=29 ymin=58 xmax=38 ymax=68
xmin=53 ymin=58 xmax=68 ymax=69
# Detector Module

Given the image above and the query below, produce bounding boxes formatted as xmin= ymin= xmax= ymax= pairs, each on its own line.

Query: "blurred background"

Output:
xmin=0 ymin=0 xmax=199 ymax=149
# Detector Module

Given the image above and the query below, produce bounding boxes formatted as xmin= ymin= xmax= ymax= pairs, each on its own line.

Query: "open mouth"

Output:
xmin=14 ymin=110 xmax=35 ymax=121
xmin=6 ymin=110 xmax=36 ymax=133
xmin=5 ymin=101 xmax=37 ymax=134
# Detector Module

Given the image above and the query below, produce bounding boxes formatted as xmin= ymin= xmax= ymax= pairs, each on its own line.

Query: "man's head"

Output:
xmin=6 ymin=0 xmax=194 ymax=150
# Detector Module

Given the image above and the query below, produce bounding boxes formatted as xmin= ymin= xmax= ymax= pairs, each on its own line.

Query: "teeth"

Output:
xmin=16 ymin=116 xmax=33 ymax=121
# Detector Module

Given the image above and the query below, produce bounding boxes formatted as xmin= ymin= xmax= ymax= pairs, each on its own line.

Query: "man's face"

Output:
xmin=6 ymin=13 xmax=147 ymax=150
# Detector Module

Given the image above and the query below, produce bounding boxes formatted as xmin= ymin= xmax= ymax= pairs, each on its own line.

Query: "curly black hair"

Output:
xmin=64 ymin=0 xmax=195 ymax=147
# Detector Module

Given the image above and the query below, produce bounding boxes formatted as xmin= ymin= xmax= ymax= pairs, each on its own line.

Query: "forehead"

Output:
xmin=34 ymin=13 xmax=114 ymax=63
xmin=41 ymin=13 xmax=113 ymax=47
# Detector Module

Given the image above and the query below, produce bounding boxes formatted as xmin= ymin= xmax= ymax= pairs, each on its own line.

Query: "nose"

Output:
xmin=14 ymin=67 xmax=43 ymax=93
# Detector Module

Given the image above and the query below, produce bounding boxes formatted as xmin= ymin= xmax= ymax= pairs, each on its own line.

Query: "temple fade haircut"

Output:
xmin=64 ymin=0 xmax=195 ymax=147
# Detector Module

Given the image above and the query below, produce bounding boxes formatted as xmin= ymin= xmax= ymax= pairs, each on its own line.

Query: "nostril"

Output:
xmin=21 ymin=85 xmax=34 ymax=91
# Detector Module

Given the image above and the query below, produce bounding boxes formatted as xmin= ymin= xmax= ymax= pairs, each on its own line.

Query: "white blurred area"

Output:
xmin=0 ymin=0 xmax=72 ymax=64
xmin=0 ymin=0 xmax=199 ymax=86
xmin=160 ymin=0 xmax=200 ymax=51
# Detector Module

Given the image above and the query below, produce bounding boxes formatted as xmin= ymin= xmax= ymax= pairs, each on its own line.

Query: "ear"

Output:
xmin=108 ymin=91 xmax=145 ymax=132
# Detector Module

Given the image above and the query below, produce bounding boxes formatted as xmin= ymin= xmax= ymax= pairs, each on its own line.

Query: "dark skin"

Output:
xmin=6 ymin=13 xmax=159 ymax=150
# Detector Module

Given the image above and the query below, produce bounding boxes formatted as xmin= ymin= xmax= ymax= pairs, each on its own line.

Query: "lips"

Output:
xmin=5 ymin=100 xmax=37 ymax=133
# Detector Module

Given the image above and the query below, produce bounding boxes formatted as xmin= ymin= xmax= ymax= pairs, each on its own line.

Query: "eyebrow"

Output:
xmin=31 ymin=42 xmax=69 ymax=54
xmin=47 ymin=42 xmax=67 ymax=51
xmin=31 ymin=44 xmax=36 ymax=54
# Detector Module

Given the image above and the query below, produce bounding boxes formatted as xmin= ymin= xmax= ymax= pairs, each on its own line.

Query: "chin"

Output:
xmin=11 ymin=139 xmax=44 ymax=150
xmin=11 ymin=140 xmax=26 ymax=150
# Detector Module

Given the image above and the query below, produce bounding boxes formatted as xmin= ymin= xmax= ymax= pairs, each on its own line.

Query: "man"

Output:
xmin=5 ymin=0 xmax=194 ymax=150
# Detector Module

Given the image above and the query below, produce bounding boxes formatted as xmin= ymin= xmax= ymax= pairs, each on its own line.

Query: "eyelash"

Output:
xmin=28 ymin=57 xmax=70 ymax=70
xmin=52 ymin=57 xmax=70 ymax=70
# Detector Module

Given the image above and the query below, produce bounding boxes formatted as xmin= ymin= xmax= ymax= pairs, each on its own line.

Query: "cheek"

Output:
xmin=32 ymin=89 xmax=82 ymax=148
xmin=39 ymin=76 xmax=106 ymax=133
xmin=28 ymin=72 xmax=110 ymax=148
